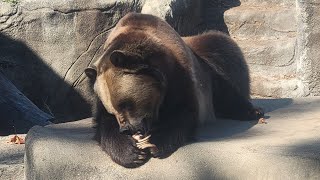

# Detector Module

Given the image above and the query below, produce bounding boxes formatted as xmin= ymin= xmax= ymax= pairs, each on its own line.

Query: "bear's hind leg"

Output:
xmin=213 ymin=78 xmax=264 ymax=121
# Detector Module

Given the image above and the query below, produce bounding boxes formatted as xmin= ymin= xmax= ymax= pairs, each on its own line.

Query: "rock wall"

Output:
xmin=296 ymin=0 xmax=320 ymax=96
xmin=0 ymin=0 xmax=142 ymax=122
xmin=0 ymin=0 xmax=319 ymax=121
xmin=134 ymin=0 xmax=320 ymax=97
xmin=225 ymin=0 xmax=320 ymax=97
xmin=224 ymin=0 xmax=299 ymax=97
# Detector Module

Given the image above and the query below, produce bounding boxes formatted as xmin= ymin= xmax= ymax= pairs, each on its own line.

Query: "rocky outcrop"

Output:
xmin=0 ymin=0 xmax=319 ymax=123
xmin=0 ymin=0 xmax=143 ymax=122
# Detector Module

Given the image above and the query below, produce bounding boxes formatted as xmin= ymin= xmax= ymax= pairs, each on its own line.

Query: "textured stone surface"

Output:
xmin=224 ymin=0 xmax=320 ymax=97
xmin=24 ymin=97 xmax=320 ymax=179
xmin=0 ymin=134 xmax=26 ymax=180
xmin=297 ymin=0 xmax=320 ymax=96
xmin=0 ymin=0 xmax=142 ymax=122
xmin=0 ymin=0 xmax=319 ymax=123
xmin=224 ymin=0 xmax=302 ymax=98
xmin=141 ymin=0 xmax=207 ymax=36
xmin=0 ymin=0 xmax=204 ymax=123
xmin=240 ymin=0 xmax=295 ymax=6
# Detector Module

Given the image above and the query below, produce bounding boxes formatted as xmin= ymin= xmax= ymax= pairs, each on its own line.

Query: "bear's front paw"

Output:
xmin=248 ymin=107 xmax=264 ymax=120
xmin=147 ymin=134 xmax=175 ymax=159
xmin=132 ymin=134 xmax=160 ymax=158
xmin=107 ymin=136 xmax=150 ymax=168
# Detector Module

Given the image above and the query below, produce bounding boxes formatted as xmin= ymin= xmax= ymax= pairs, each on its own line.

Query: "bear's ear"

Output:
xmin=85 ymin=66 xmax=97 ymax=80
xmin=110 ymin=50 xmax=144 ymax=69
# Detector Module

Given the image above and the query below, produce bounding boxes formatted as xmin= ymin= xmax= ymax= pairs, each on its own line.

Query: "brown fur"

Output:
xmin=85 ymin=13 xmax=263 ymax=168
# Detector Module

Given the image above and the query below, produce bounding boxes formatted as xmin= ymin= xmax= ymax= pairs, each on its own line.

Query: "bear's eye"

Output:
xmin=118 ymin=100 xmax=134 ymax=111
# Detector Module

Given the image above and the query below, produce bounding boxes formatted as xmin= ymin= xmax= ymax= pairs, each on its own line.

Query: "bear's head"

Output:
xmin=85 ymin=48 xmax=168 ymax=136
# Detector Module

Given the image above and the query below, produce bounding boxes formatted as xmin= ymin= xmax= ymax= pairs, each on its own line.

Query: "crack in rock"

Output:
xmin=277 ymin=41 xmax=297 ymax=67
xmin=62 ymin=27 xmax=114 ymax=83
xmin=0 ymin=5 xmax=20 ymax=31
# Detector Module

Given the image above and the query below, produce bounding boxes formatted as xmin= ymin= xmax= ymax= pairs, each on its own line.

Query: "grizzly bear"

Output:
xmin=85 ymin=12 xmax=263 ymax=168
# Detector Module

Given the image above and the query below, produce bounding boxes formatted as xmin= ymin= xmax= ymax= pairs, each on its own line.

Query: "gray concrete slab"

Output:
xmin=25 ymin=97 xmax=320 ymax=179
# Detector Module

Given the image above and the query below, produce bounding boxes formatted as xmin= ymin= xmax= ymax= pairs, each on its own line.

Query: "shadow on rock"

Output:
xmin=195 ymin=98 xmax=293 ymax=142
xmin=287 ymin=139 xmax=320 ymax=161
xmin=0 ymin=33 xmax=91 ymax=134
xmin=252 ymin=98 xmax=293 ymax=113
xmin=167 ymin=0 xmax=241 ymax=36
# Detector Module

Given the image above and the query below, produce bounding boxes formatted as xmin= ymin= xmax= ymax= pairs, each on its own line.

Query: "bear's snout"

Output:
xmin=119 ymin=118 xmax=149 ymax=136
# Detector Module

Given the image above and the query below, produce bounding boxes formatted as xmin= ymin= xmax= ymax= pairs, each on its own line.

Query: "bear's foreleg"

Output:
xmin=97 ymin=113 xmax=150 ymax=168
xmin=149 ymin=110 xmax=197 ymax=158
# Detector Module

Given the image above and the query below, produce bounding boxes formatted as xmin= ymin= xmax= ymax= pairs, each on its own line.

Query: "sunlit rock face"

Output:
xmin=0 ymin=0 xmax=319 ymax=122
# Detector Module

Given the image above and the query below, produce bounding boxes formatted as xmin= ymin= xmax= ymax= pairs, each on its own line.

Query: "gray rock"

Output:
xmin=240 ymin=0 xmax=295 ymax=6
xmin=225 ymin=5 xmax=297 ymax=39
xmin=296 ymin=0 xmax=320 ymax=96
xmin=24 ymin=97 xmax=320 ymax=179
xmin=237 ymin=38 xmax=296 ymax=67
xmin=0 ymin=134 xmax=26 ymax=180
xmin=0 ymin=0 xmax=205 ymax=123
xmin=224 ymin=0 xmax=320 ymax=98
xmin=1 ymin=0 xmax=320 ymax=124
xmin=0 ymin=0 xmax=142 ymax=122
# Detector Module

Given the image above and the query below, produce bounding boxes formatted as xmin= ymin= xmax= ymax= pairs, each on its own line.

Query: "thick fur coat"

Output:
xmin=85 ymin=13 xmax=263 ymax=168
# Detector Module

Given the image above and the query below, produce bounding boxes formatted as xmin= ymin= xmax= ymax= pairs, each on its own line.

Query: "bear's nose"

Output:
xmin=131 ymin=121 xmax=147 ymax=135
xmin=118 ymin=118 xmax=149 ymax=135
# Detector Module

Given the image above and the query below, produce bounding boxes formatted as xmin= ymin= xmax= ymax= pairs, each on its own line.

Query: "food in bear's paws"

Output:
xmin=132 ymin=134 xmax=159 ymax=157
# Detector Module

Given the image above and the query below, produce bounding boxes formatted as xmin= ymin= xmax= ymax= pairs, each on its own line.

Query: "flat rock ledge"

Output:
xmin=25 ymin=97 xmax=320 ymax=180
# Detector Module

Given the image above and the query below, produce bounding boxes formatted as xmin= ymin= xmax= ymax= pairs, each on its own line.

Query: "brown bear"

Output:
xmin=85 ymin=12 xmax=263 ymax=168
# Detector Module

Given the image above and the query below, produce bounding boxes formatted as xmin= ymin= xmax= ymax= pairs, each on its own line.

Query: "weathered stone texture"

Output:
xmin=142 ymin=0 xmax=207 ymax=36
xmin=0 ymin=0 xmax=142 ymax=122
xmin=25 ymin=98 xmax=320 ymax=179
xmin=225 ymin=0 xmax=300 ymax=97
xmin=0 ymin=0 xmax=205 ymax=122
xmin=297 ymin=0 xmax=320 ymax=96
xmin=0 ymin=0 xmax=319 ymax=122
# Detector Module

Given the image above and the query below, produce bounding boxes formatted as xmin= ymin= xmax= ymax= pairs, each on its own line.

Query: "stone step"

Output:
xmin=24 ymin=98 xmax=320 ymax=179
xmin=240 ymin=0 xmax=295 ymax=7
xmin=224 ymin=5 xmax=296 ymax=40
